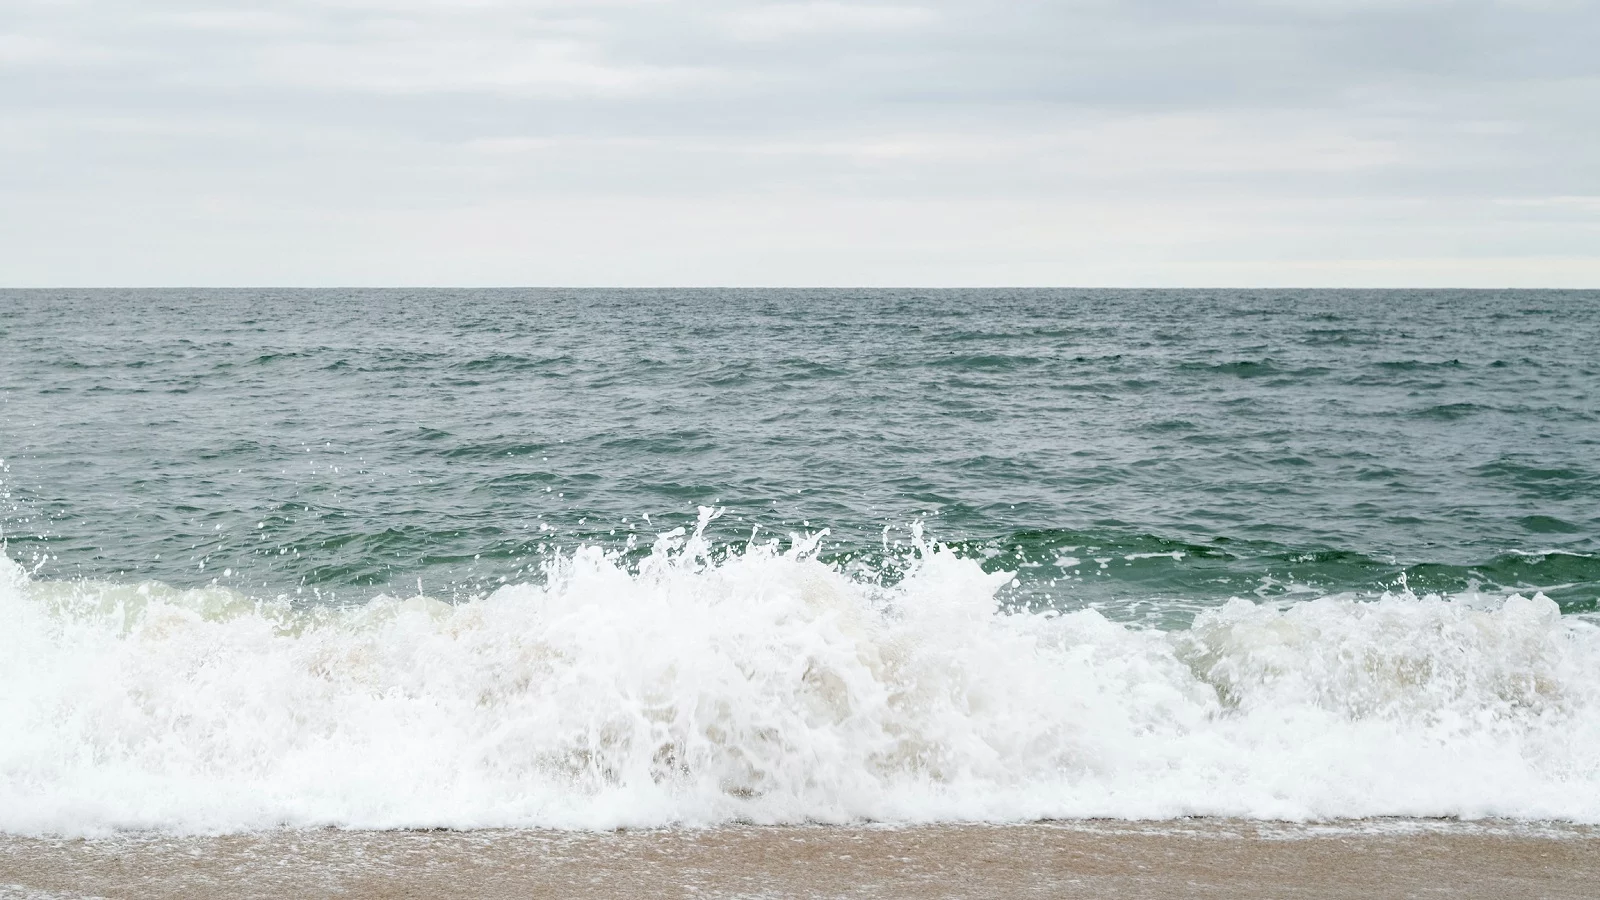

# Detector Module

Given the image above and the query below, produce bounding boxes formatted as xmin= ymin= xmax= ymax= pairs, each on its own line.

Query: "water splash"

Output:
xmin=2 ymin=513 xmax=1598 ymax=836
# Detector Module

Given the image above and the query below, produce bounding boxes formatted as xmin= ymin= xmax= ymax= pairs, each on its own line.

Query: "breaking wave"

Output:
xmin=3 ymin=511 xmax=1599 ymax=836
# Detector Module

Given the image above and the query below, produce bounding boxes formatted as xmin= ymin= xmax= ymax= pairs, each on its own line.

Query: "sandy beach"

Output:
xmin=3 ymin=820 xmax=1596 ymax=899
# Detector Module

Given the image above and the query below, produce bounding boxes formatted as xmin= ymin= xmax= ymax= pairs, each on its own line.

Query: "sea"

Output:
xmin=2 ymin=288 xmax=1598 ymax=836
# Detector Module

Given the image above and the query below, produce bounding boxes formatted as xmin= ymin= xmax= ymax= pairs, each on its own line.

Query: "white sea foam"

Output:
xmin=3 ymin=511 xmax=1599 ymax=836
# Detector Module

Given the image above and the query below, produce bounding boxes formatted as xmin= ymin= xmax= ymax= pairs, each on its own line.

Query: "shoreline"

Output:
xmin=4 ymin=820 xmax=1597 ymax=899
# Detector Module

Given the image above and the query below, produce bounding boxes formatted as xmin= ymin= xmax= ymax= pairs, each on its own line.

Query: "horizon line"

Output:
xmin=3 ymin=285 xmax=1596 ymax=292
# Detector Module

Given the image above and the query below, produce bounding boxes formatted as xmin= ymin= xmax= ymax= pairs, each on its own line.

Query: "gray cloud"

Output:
xmin=1 ymin=0 xmax=1595 ymax=285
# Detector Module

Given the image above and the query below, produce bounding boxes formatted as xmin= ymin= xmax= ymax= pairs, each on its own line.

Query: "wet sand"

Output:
xmin=2 ymin=820 xmax=1597 ymax=899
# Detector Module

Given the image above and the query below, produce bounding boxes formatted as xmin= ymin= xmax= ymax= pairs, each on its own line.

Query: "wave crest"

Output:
xmin=3 ymin=515 xmax=1599 ymax=835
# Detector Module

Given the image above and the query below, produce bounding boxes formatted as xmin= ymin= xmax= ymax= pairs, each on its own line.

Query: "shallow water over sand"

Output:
xmin=3 ymin=821 xmax=1598 ymax=900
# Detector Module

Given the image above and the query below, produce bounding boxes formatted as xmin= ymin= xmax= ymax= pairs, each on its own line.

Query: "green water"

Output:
xmin=3 ymin=288 xmax=1597 ymax=623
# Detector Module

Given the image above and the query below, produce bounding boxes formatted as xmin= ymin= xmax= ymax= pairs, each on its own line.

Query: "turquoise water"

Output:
xmin=3 ymin=288 xmax=1598 ymax=623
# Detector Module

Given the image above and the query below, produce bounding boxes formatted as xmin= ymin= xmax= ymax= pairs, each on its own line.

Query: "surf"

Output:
xmin=2 ymin=510 xmax=1598 ymax=836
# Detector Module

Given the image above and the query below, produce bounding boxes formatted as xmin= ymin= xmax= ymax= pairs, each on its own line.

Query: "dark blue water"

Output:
xmin=3 ymin=288 xmax=1598 ymax=622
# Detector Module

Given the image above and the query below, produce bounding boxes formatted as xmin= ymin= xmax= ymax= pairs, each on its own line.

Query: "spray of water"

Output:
xmin=3 ymin=509 xmax=1598 ymax=835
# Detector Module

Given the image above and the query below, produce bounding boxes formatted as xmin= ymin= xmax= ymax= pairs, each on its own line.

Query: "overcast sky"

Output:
xmin=2 ymin=0 xmax=1596 ymax=287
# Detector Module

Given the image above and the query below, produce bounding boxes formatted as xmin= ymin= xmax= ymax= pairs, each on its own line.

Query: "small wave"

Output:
xmin=1415 ymin=402 xmax=1486 ymax=421
xmin=1174 ymin=360 xmax=1331 ymax=382
xmin=1177 ymin=359 xmax=1279 ymax=377
xmin=246 ymin=351 xmax=313 ymax=366
xmin=3 ymin=512 xmax=1599 ymax=836
xmin=1472 ymin=460 xmax=1596 ymax=484
xmin=440 ymin=441 xmax=551 ymax=460
xmin=457 ymin=353 xmax=573 ymax=374
xmin=1374 ymin=359 xmax=1464 ymax=371
xmin=1136 ymin=418 xmax=1199 ymax=433
xmin=926 ymin=354 xmax=1043 ymax=372
xmin=1518 ymin=515 xmax=1583 ymax=535
xmin=970 ymin=528 xmax=1600 ymax=614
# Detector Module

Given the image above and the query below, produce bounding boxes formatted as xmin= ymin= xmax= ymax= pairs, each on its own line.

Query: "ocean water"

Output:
xmin=1 ymin=288 xmax=1598 ymax=834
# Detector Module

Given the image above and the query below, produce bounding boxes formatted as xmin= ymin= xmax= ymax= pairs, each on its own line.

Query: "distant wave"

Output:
xmin=3 ymin=511 xmax=1599 ymax=836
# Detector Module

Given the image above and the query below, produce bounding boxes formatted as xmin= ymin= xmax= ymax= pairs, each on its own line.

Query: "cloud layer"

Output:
xmin=2 ymin=0 xmax=1596 ymax=285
